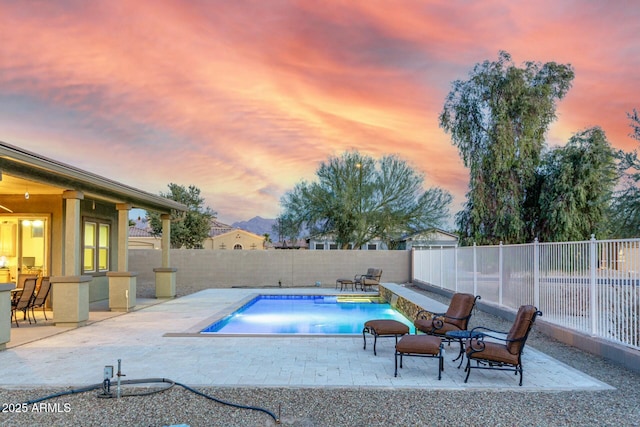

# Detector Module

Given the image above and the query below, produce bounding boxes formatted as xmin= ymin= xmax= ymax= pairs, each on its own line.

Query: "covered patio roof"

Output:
xmin=0 ymin=141 xmax=186 ymax=213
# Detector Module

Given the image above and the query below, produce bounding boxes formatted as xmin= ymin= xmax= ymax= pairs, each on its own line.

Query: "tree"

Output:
xmin=278 ymin=151 xmax=452 ymax=249
xmin=610 ymin=109 xmax=640 ymax=237
xmin=262 ymin=233 xmax=271 ymax=249
xmin=147 ymin=183 xmax=216 ymax=249
xmin=439 ymin=51 xmax=574 ymax=245
xmin=536 ymin=127 xmax=617 ymax=241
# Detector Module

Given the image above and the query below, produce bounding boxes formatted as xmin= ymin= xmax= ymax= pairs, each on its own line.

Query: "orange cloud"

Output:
xmin=0 ymin=0 xmax=638 ymax=224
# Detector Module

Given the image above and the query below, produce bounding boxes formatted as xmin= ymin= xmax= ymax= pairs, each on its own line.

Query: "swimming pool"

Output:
xmin=200 ymin=295 xmax=414 ymax=335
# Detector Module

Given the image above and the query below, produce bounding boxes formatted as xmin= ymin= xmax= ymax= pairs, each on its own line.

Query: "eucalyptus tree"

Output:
xmin=537 ymin=127 xmax=617 ymax=241
xmin=277 ymin=151 xmax=452 ymax=249
xmin=610 ymin=109 xmax=640 ymax=237
xmin=440 ymin=51 xmax=574 ymax=245
xmin=147 ymin=183 xmax=216 ymax=249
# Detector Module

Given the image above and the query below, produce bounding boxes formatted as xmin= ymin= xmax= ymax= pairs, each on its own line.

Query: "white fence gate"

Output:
xmin=413 ymin=237 xmax=640 ymax=351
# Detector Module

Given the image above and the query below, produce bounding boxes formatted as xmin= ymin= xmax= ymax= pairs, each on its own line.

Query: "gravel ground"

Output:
xmin=1 ymin=282 xmax=639 ymax=427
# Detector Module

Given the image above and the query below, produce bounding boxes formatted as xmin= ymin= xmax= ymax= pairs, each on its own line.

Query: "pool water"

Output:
xmin=200 ymin=295 xmax=414 ymax=335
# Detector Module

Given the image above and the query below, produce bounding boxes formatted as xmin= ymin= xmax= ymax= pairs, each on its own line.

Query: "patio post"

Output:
xmin=52 ymin=191 xmax=90 ymax=327
xmin=108 ymin=203 xmax=137 ymax=311
xmin=0 ymin=283 xmax=15 ymax=350
xmin=154 ymin=214 xmax=176 ymax=298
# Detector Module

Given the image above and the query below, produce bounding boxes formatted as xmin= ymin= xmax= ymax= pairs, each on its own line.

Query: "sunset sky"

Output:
xmin=1 ymin=0 xmax=639 ymax=225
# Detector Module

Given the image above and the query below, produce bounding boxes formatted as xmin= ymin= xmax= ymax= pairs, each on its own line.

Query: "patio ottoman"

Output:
xmin=363 ymin=319 xmax=410 ymax=356
xmin=394 ymin=335 xmax=444 ymax=380
xmin=336 ymin=278 xmax=355 ymax=291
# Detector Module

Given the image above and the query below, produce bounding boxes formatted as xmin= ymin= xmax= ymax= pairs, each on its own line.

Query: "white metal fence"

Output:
xmin=413 ymin=237 xmax=640 ymax=351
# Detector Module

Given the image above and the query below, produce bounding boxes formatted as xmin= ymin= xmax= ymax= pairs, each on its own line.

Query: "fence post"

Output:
xmin=429 ymin=246 xmax=434 ymax=286
xmin=499 ymin=241 xmax=503 ymax=306
xmin=473 ymin=242 xmax=478 ymax=297
xmin=590 ymin=234 xmax=597 ymax=335
xmin=454 ymin=246 xmax=459 ymax=292
xmin=534 ymin=238 xmax=540 ymax=309
xmin=440 ymin=245 xmax=444 ymax=288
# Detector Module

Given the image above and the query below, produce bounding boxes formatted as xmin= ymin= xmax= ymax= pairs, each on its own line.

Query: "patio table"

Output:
xmin=445 ymin=330 xmax=484 ymax=368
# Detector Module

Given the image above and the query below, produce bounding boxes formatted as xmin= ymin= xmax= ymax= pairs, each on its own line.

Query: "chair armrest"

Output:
xmin=469 ymin=326 xmax=508 ymax=341
xmin=415 ymin=310 xmax=444 ymax=320
xmin=468 ymin=326 xmax=526 ymax=354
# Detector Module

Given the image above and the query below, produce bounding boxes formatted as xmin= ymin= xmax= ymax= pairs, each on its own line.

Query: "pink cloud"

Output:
xmin=1 ymin=0 xmax=638 ymax=223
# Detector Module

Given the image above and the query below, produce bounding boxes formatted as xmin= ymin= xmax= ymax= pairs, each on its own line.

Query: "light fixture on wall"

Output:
xmin=24 ymin=184 xmax=29 ymax=200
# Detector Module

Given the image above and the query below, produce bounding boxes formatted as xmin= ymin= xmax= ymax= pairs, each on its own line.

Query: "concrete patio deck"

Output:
xmin=1 ymin=284 xmax=613 ymax=392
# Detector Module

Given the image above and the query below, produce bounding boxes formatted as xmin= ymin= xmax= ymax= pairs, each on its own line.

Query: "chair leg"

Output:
xmin=373 ymin=334 xmax=378 ymax=356
xmin=518 ymin=366 xmax=523 ymax=386
xmin=42 ymin=306 xmax=48 ymax=321
xmin=11 ymin=309 xmax=19 ymax=328
xmin=464 ymin=358 xmax=472 ymax=383
xmin=362 ymin=328 xmax=367 ymax=350
xmin=394 ymin=351 xmax=399 ymax=377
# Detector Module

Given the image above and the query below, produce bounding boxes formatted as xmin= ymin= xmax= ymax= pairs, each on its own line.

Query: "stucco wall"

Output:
xmin=129 ymin=249 xmax=411 ymax=287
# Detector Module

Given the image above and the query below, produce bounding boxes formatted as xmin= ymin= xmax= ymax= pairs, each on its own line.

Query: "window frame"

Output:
xmin=83 ymin=218 xmax=111 ymax=274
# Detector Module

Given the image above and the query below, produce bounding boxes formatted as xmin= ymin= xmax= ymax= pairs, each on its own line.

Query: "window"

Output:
xmin=84 ymin=222 xmax=95 ymax=272
xmin=83 ymin=220 xmax=110 ymax=273
xmin=314 ymin=243 xmax=324 ymax=250
xmin=233 ymin=244 xmax=242 ymax=250
xmin=367 ymin=243 xmax=377 ymax=250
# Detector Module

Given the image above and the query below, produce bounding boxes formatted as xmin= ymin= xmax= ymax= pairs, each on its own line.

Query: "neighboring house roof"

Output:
xmin=0 ymin=141 xmax=187 ymax=213
xmin=272 ymin=239 xmax=309 ymax=249
xmin=209 ymin=219 xmax=234 ymax=237
xmin=402 ymin=228 xmax=459 ymax=241
xmin=128 ymin=226 xmax=155 ymax=237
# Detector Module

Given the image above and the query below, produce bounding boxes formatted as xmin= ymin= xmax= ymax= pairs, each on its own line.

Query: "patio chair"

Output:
xmin=28 ymin=276 xmax=51 ymax=323
xmin=10 ymin=276 xmax=38 ymax=327
xmin=464 ymin=305 xmax=542 ymax=386
xmin=414 ymin=293 xmax=480 ymax=338
xmin=355 ymin=268 xmax=382 ymax=291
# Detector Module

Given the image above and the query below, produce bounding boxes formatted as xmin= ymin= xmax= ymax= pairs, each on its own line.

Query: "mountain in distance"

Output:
xmin=232 ymin=216 xmax=278 ymax=240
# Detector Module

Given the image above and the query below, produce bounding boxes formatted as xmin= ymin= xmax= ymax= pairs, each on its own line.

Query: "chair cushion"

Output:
xmin=466 ymin=340 xmax=519 ymax=365
xmin=444 ymin=293 xmax=476 ymax=329
xmin=396 ymin=335 xmax=441 ymax=355
xmin=414 ymin=318 xmax=462 ymax=335
xmin=506 ymin=305 xmax=537 ymax=354
xmin=364 ymin=319 xmax=409 ymax=336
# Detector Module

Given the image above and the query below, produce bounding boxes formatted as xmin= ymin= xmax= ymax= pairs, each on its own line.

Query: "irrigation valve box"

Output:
xmin=104 ymin=365 xmax=114 ymax=380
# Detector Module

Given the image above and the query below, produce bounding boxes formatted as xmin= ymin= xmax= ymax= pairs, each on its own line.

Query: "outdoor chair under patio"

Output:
xmin=28 ymin=276 xmax=51 ymax=323
xmin=464 ymin=304 xmax=542 ymax=386
xmin=355 ymin=268 xmax=382 ymax=291
xmin=10 ymin=276 xmax=38 ymax=327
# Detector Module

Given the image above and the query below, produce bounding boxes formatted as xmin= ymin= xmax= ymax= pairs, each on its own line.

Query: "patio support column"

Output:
xmin=51 ymin=191 xmax=91 ymax=327
xmin=108 ymin=203 xmax=137 ymax=311
xmin=62 ymin=190 xmax=83 ymax=276
xmin=154 ymin=214 xmax=176 ymax=298
xmin=0 ymin=283 xmax=15 ymax=351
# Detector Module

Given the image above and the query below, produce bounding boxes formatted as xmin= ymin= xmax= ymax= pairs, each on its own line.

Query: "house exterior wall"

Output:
xmin=129 ymin=249 xmax=411 ymax=288
xmin=79 ymin=198 xmax=118 ymax=302
xmin=202 ymin=229 xmax=265 ymax=250
xmin=129 ymin=237 xmax=162 ymax=249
